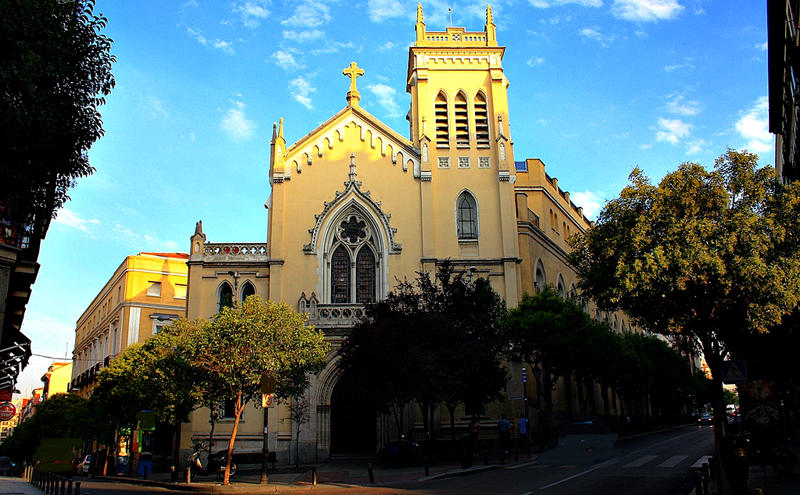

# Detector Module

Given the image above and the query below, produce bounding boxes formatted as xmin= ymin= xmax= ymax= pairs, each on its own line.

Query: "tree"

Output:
xmin=0 ymin=393 xmax=94 ymax=463
xmin=180 ymin=296 xmax=328 ymax=485
xmin=503 ymin=287 xmax=611 ymax=431
xmin=1 ymin=0 xmax=115 ymax=241
xmin=337 ymin=263 xmax=507 ymax=443
xmin=92 ymin=325 xmax=210 ymax=475
xmin=568 ymin=149 xmax=800 ymax=452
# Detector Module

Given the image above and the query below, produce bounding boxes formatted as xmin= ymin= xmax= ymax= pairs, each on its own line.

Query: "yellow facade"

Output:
xmin=40 ymin=361 xmax=72 ymax=400
xmin=184 ymin=5 xmax=634 ymax=463
xmin=71 ymin=252 xmax=188 ymax=397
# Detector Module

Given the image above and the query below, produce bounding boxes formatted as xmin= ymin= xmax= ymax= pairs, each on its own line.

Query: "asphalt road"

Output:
xmin=393 ymin=425 xmax=715 ymax=495
xmin=67 ymin=426 xmax=715 ymax=495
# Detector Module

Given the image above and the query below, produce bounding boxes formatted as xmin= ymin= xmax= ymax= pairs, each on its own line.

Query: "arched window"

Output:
xmin=435 ymin=91 xmax=449 ymax=148
xmin=557 ymin=277 xmax=566 ymax=299
xmin=455 ymin=92 xmax=469 ymax=147
xmin=326 ymin=212 xmax=381 ymax=304
xmin=474 ymin=92 xmax=489 ymax=147
xmin=456 ymin=192 xmax=478 ymax=240
xmin=356 ymin=247 xmax=376 ymax=303
xmin=218 ymin=282 xmax=233 ymax=312
xmin=535 ymin=262 xmax=546 ymax=292
xmin=331 ymin=245 xmax=351 ymax=303
xmin=240 ymin=281 xmax=256 ymax=302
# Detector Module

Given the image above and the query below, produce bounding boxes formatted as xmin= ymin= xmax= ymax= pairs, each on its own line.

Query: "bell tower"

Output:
xmin=406 ymin=4 xmax=520 ymax=306
xmin=407 ymin=4 xmax=513 ymax=174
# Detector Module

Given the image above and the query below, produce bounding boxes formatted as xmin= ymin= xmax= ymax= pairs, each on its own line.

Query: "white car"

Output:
xmin=79 ymin=455 xmax=91 ymax=476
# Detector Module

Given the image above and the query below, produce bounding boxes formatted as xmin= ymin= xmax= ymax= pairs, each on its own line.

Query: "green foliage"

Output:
xmin=0 ymin=0 xmax=115 ymax=239
xmin=0 ymin=394 xmax=94 ymax=463
xmin=337 ymin=263 xmax=508 ymax=440
xmin=92 ymin=325 xmax=208 ymax=428
xmin=569 ymin=149 xmax=800 ymax=446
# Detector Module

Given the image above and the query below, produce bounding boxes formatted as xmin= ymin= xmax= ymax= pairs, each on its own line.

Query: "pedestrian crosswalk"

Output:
xmin=532 ymin=454 xmax=712 ymax=470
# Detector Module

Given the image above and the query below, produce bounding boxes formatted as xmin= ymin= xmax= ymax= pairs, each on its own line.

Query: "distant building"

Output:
xmin=767 ymin=0 xmax=800 ymax=182
xmin=19 ymin=388 xmax=42 ymax=424
xmin=41 ymin=362 xmax=72 ymax=401
xmin=70 ymin=253 xmax=188 ymax=396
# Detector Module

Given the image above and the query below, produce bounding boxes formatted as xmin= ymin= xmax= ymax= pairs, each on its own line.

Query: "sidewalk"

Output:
xmin=93 ymin=451 xmax=537 ymax=493
xmin=0 ymin=475 xmax=44 ymax=494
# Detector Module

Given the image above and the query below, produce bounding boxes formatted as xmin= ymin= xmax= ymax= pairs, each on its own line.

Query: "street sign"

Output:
xmin=0 ymin=402 xmax=16 ymax=421
xmin=522 ymin=367 xmax=527 ymax=383
xmin=722 ymin=360 xmax=747 ymax=384
xmin=0 ymin=389 xmax=12 ymax=402
xmin=262 ymin=393 xmax=275 ymax=408
xmin=261 ymin=374 xmax=276 ymax=394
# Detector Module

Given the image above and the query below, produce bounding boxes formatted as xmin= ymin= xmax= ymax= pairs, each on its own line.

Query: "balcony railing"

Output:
xmin=202 ymin=243 xmax=268 ymax=262
xmin=298 ymin=292 xmax=365 ymax=329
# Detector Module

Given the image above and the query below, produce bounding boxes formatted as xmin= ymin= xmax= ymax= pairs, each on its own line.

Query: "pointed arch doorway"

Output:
xmin=329 ymin=372 xmax=377 ymax=455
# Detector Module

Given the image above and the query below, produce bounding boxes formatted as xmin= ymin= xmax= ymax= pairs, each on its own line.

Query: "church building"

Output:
xmin=183 ymin=5 xmax=617 ymax=463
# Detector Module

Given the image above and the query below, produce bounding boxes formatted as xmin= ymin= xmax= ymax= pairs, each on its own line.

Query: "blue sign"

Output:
xmin=722 ymin=360 xmax=747 ymax=384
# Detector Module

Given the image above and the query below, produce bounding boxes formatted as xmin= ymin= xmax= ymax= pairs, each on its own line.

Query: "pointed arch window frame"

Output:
xmin=456 ymin=190 xmax=479 ymax=241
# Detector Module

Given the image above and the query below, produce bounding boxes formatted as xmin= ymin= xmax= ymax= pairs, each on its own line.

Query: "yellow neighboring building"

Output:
xmin=184 ymin=5 xmax=634 ymax=463
xmin=71 ymin=253 xmax=188 ymax=396
xmin=41 ymin=362 xmax=72 ymax=400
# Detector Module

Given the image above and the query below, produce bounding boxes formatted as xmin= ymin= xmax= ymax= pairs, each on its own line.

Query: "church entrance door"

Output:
xmin=330 ymin=375 xmax=377 ymax=455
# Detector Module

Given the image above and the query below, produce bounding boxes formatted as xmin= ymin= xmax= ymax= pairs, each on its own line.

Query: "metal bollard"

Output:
xmin=702 ymin=476 xmax=711 ymax=495
xmin=171 ymin=465 xmax=177 ymax=483
xmin=68 ymin=479 xmax=73 ymax=495
xmin=143 ymin=465 xmax=148 ymax=480
xmin=186 ymin=467 xmax=192 ymax=484
xmin=366 ymin=462 xmax=374 ymax=484
xmin=501 ymin=449 xmax=505 ymax=465
xmin=702 ymin=462 xmax=710 ymax=479
xmin=74 ymin=481 xmax=81 ymax=495
xmin=424 ymin=456 xmax=430 ymax=477
xmin=693 ymin=470 xmax=702 ymax=494
xmin=514 ymin=447 xmax=519 ymax=462
xmin=312 ymin=466 xmax=317 ymax=486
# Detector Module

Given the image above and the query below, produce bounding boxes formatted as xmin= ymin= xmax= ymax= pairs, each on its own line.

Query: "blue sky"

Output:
xmin=16 ymin=0 xmax=770 ymax=396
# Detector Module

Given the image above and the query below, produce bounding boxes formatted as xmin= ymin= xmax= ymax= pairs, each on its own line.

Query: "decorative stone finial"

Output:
xmin=194 ymin=220 xmax=203 ymax=235
xmin=349 ymin=153 xmax=357 ymax=181
xmin=343 ymin=62 xmax=365 ymax=107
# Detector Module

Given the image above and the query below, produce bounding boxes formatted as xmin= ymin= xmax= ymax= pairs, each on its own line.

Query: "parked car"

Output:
xmin=698 ymin=412 xmax=713 ymax=425
xmin=79 ymin=455 xmax=91 ymax=476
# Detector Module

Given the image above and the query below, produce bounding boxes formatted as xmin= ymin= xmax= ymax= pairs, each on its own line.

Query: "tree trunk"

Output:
xmin=223 ymin=392 xmax=243 ymax=486
xmin=446 ymin=402 xmax=457 ymax=443
xmin=392 ymin=402 xmax=405 ymax=440
xmin=172 ymin=422 xmax=181 ymax=479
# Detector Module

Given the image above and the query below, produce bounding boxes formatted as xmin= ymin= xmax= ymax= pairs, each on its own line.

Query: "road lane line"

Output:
xmin=538 ymin=466 xmax=599 ymax=490
xmin=691 ymin=456 xmax=711 ymax=468
xmin=656 ymin=455 xmax=687 ymax=468
xmin=623 ymin=455 xmax=658 ymax=467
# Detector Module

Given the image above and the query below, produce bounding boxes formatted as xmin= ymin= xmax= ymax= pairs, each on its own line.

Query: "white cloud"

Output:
xmin=756 ymin=42 xmax=768 ymax=51
xmin=53 ymin=208 xmax=99 ymax=237
xmin=220 ymin=101 xmax=257 ymax=142
xmin=655 ymin=117 xmax=692 ymax=144
xmin=570 ymin=191 xmax=605 ymax=220
xmin=379 ymin=41 xmax=396 ymax=51
xmin=283 ymin=29 xmax=325 ymax=43
xmin=666 ymin=94 xmax=700 ymax=116
xmin=367 ymin=0 xmax=407 ymax=22
xmin=527 ymin=56 xmax=545 ymax=66
xmin=147 ymin=98 xmax=169 ymax=119
xmin=611 ymin=0 xmax=684 ymax=22
xmin=367 ymin=83 xmax=401 ymax=118
xmin=735 ymin=97 xmax=773 ymax=154
xmin=685 ymin=138 xmax=707 ymax=155
xmin=529 ymin=0 xmax=602 ymax=7
xmin=290 ymin=77 xmax=316 ymax=110
xmin=233 ymin=1 xmax=270 ymax=28
xmin=310 ymin=41 xmax=355 ymax=55
xmin=664 ymin=57 xmax=695 ymax=72
xmin=579 ymin=27 xmax=615 ymax=46
xmin=282 ymin=2 xmax=331 ymax=28
xmin=186 ymin=27 xmax=235 ymax=55
xmin=271 ymin=50 xmax=303 ymax=70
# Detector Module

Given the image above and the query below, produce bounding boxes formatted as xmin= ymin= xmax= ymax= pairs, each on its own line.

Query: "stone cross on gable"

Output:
xmin=343 ymin=62 xmax=365 ymax=107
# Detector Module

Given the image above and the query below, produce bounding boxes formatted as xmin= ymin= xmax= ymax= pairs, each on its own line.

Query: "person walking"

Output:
xmin=517 ymin=413 xmax=530 ymax=456
xmin=497 ymin=413 xmax=513 ymax=454
xmin=468 ymin=415 xmax=481 ymax=458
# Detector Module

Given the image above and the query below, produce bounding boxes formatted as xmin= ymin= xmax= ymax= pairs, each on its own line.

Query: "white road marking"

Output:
xmin=538 ymin=466 xmax=599 ymax=490
xmin=656 ymin=455 xmax=687 ymax=468
xmin=623 ymin=455 xmax=659 ymax=467
xmin=691 ymin=455 xmax=712 ymax=468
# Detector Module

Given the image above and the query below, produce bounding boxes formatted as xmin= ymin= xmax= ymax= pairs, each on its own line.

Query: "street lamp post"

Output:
xmin=532 ymin=365 xmax=544 ymax=451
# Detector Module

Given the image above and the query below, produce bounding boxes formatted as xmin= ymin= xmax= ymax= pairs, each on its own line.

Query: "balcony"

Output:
xmin=201 ymin=243 xmax=268 ymax=263
xmin=298 ymin=292 xmax=365 ymax=329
